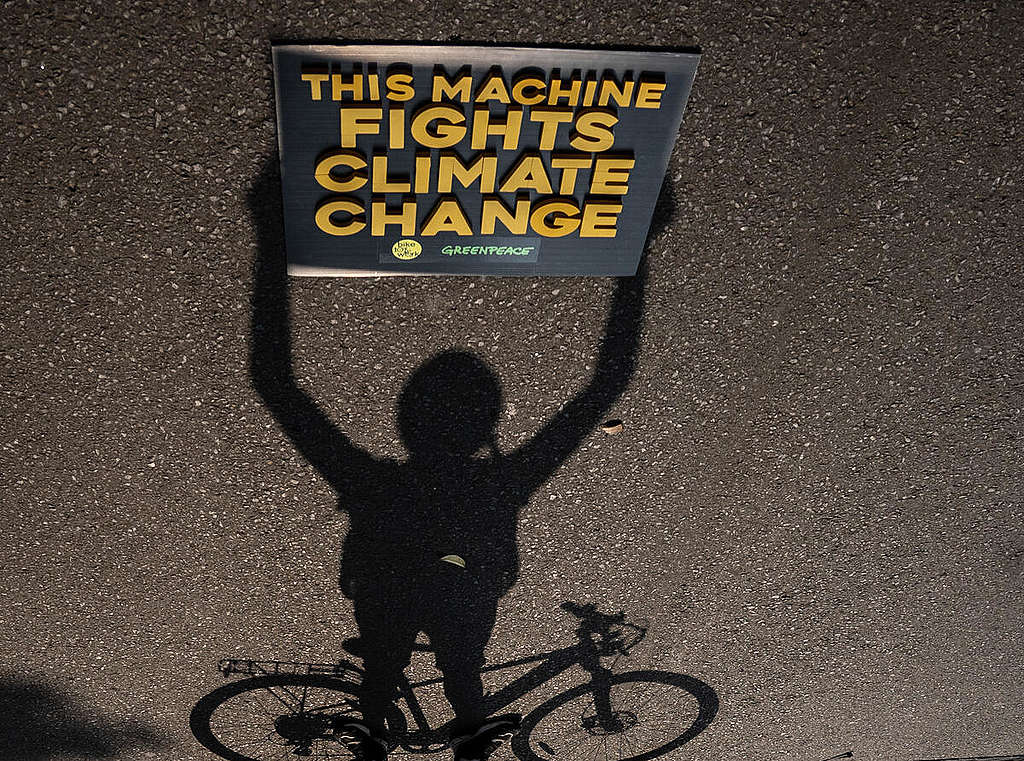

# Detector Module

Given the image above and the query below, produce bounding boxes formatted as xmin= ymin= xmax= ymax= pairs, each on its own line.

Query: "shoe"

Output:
xmin=337 ymin=722 xmax=388 ymax=761
xmin=451 ymin=715 xmax=521 ymax=761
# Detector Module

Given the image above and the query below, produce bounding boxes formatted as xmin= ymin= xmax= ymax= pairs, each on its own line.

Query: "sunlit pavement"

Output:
xmin=2 ymin=2 xmax=1022 ymax=760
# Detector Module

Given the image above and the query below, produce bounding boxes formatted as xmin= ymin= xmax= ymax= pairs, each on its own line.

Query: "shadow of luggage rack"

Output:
xmin=217 ymin=658 xmax=362 ymax=680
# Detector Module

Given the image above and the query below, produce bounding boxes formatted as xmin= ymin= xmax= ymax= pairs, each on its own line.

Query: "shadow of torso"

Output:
xmin=339 ymin=454 xmax=525 ymax=603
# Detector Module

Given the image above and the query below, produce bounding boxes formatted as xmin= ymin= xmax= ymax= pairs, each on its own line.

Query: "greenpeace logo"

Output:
xmin=441 ymin=245 xmax=535 ymax=257
xmin=377 ymin=236 xmax=540 ymax=266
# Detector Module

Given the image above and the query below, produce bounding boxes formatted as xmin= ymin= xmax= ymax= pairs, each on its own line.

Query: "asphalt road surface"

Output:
xmin=2 ymin=1 xmax=1022 ymax=761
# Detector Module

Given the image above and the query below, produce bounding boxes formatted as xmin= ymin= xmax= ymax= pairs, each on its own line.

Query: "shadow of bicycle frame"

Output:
xmin=191 ymin=603 xmax=719 ymax=761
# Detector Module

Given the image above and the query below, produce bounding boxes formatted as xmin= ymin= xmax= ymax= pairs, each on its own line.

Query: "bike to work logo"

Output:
xmin=391 ymin=239 xmax=423 ymax=260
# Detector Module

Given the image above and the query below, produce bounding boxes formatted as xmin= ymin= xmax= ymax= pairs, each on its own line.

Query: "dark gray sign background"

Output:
xmin=273 ymin=44 xmax=700 ymax=276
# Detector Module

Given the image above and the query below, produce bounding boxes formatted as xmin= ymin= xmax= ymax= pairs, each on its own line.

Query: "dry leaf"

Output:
xmin=600 ymin=419 xmax=624 ymax=435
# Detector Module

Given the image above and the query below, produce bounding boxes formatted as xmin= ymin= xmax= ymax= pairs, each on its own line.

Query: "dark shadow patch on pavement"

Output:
xmin=0 ymin=676 xmax=165 ymax=760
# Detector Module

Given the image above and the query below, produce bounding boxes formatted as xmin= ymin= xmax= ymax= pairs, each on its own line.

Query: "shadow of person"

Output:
xmin=248 ymin=155 xmax=656 ymax=742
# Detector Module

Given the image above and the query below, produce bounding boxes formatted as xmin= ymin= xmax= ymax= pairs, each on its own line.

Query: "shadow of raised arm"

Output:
xmin=247 ymin=157 xmax=372 ymax=496
xmin=507 ymin=259 xmax=647 ymax=494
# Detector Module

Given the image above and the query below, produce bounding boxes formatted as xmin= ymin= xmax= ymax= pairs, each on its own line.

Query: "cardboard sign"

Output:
xmin=272 ymin=44 xmax=700 ymax=276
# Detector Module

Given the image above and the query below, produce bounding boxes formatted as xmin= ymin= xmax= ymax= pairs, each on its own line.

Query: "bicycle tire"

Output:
xmin=190 ymin=674 xmax=407 ymax=761
xmin=511 ymin=670 xmax=718 ymax=761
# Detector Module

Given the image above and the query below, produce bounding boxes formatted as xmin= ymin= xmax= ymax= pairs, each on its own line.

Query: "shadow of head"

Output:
xmin=398 ymin=350 xmax=502 ymax=460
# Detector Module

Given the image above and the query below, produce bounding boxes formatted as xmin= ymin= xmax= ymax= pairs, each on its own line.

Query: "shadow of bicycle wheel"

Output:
xmin=511 ymin=669 xmax=718 ymax=761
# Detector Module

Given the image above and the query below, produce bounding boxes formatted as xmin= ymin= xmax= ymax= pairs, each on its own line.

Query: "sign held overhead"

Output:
xmin=272 ymin=44 xmax=700 ymax=276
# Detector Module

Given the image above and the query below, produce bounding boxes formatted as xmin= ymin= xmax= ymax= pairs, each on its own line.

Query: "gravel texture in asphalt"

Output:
xmin=1 ymin=1 xmax=1022 ymax=761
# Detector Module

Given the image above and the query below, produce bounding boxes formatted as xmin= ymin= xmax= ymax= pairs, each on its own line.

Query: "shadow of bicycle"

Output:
xmin=190 ymin=602 xmax=718 ymax=761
